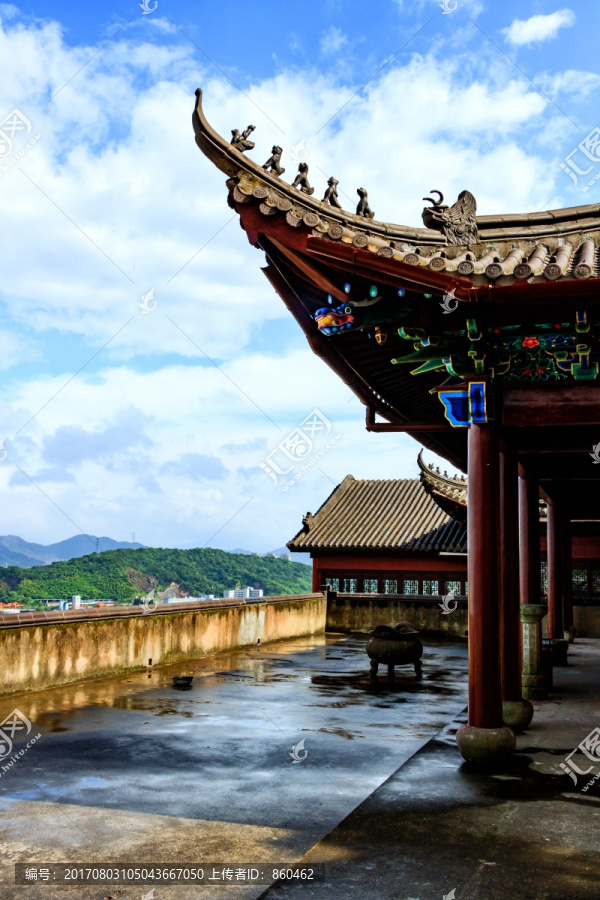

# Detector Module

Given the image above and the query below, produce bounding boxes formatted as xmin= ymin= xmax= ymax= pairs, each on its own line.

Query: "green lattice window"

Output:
xmin=572 ymin=569 xmax=588 ymax=597
xmin=403 ymin=579 xmax=419 ymax=595
xmin=363 ymin=579 xmax=379 ymax=593
xmin=382 ymin=579 xmax=398 ymax=594
xmin=422 ymin=579 xmax=439 ymax=595
xmin=343 ymin=578 xmax=358 ymax=593
xmin=325 ymin=578 xmax=340 ymax=591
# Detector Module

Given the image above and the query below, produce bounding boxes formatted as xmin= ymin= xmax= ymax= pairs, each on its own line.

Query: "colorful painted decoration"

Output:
xmin=506 ymin=350 xmax=566 ymax=382
xmin=576 ymin=310 xmax=590 ymax=333
xmin=439 ymin=382 xmax=492 ymax=427
xmin=397 ymin=289 xmax=405 ymax=297
xmin=314 ymin=304 xmax=355 ymax=335
xmin=315 ymin=291 xmax=412 ymax=336
xmin=344 ymin=283 xmax=351 ymax=293
xmin=393 ymin=316 xmax=598 ymax=382
xmin=369 ymin=285 xmax=378 ymax=298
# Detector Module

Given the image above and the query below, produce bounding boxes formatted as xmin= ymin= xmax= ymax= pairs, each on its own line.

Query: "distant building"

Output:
xmin=161 ymin=595 xmax=215 ymax=604
xmin=0 ymin=607 xmax=35 ymax=614
xmin=0 ymin=602 xmax=24 ymax=614
xmin=81 ymin=599 xmax=115 ymax=607
xmin=57 ymin=598 xmax=115 ymax=610
xmin=223 ymin=587 xmax=264 ymax=600
xmin=279 ymin=553 xmax=292 ymax=561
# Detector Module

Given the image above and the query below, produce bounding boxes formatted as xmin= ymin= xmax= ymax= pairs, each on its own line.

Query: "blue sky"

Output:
xmin=0 ymin=0 xmax=599 ymax=552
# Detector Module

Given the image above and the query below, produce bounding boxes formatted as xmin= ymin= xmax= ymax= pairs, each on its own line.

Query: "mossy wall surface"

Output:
xmin=0 ymin=598 xmax=326 ymax=696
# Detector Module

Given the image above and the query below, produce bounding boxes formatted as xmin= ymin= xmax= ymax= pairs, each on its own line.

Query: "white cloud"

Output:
xmin=320 ymin=26 xmax=347 ymax=55
xmin=503 ymin=9 xmax=576 ymax=48
xmin=394 ymin=0 xmax=483 ymax=15
xmin=0 ymin=22 xmax=567 ymax=367
xmin=0 ymin=329 xmax=39 ymax=368
xmin=0 ymin=4 xmax=19 ymax=20
xmin=537 ymin=69 xmax=600 ymax=98
xmin=0 ymin=350 xmax=420 ymax=548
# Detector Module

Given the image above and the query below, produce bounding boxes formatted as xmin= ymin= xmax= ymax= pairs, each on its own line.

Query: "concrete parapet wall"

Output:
xmin=0 ymin=594 xmax=326 ymax=697
xmin=327 ymin=593 xmax=468 ymax=637
xmin=328 ymin=595 xmax=600 ymax=640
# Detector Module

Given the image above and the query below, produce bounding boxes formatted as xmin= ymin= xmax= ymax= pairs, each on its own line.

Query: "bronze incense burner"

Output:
xmin=366 ymin=623 xmax=423 ymax=681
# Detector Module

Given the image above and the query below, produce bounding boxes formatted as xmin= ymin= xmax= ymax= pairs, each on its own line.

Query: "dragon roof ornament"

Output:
xmin=422 ymin=190 xmax=478 ymax=246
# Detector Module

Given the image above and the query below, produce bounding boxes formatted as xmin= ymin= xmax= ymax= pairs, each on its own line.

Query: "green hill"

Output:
xmin=0 ymin=547 xmax=312 ymax=607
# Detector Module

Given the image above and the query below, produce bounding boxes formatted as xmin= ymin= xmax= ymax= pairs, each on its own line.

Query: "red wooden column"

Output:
xmin=499 ymin=444 xmax=533 ymax=731
xmin=456 ymin=424 xmax=515 ymax=762
xmin=547 ymin=499 xmax=564 ymax=639
xmin=563 ymin=515 xmax=574 ymax=638
xmin=500 ymin=442 xmax=521 ymax=701
xmin=519 ymin=469 xmax=541 ymax=606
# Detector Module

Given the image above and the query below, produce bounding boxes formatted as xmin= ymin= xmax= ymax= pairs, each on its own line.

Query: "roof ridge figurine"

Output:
xmin=231 ymin=124 xmax=255 ymax=152
xmin=302 ymin=512 xmax=314 ymax=531
xmin=323 ymin=176 xmax=343 ymax=208
xmin=292 ymin=162 xmax=314 ymax=196
xmin=422 ymin=189 xmax=478 ymax=246
xmin=356 ymin=187 xmax=374 ymax=219
xmin=263 ymin=145 xmax=285 ymax=176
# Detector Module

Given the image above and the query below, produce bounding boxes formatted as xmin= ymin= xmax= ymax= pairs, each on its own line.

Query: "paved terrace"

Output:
xmin=264 ymin=640 xmax=600 ymax=900
xmin=3 ymin=634 xmax=598 ymax=899
xmin=0 ymin=633 xmax=467 ymax=899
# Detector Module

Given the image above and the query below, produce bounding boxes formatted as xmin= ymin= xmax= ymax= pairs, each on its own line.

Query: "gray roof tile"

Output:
xmin=288 ymin=476 xmax=467 ymax=553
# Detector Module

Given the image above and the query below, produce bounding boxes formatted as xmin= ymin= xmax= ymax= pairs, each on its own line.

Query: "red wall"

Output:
xmin=554 ymin=536 xmax=600 ymax=559
xmin=539 ymin=535 xmax=600 ymax=558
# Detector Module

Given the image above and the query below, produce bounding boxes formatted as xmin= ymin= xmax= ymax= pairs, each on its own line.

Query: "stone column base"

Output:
xmin=502 ymin=698 xmax=534 ymax=734
xmin=522 ymin=673 xmax=547 ymax=701
xmin=456 ymin=724 xmax=516 ymax=764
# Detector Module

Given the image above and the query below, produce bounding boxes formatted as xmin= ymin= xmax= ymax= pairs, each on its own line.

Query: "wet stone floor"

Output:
xmin=0 ymin=633 xmax=467 ymax=899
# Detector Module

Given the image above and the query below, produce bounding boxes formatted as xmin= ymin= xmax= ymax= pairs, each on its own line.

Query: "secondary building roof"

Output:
xmin=288 ymin=475 xmax=466 ymax=554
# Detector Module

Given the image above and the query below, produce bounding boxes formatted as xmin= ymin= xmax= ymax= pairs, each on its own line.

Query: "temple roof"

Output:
xmin=193 ymin=89 xmax=600 ymax=292
xmin=192 ymin=89 xmax=600 ymax=505
xmin=287 ymin=476 xmax=467 ymax=554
